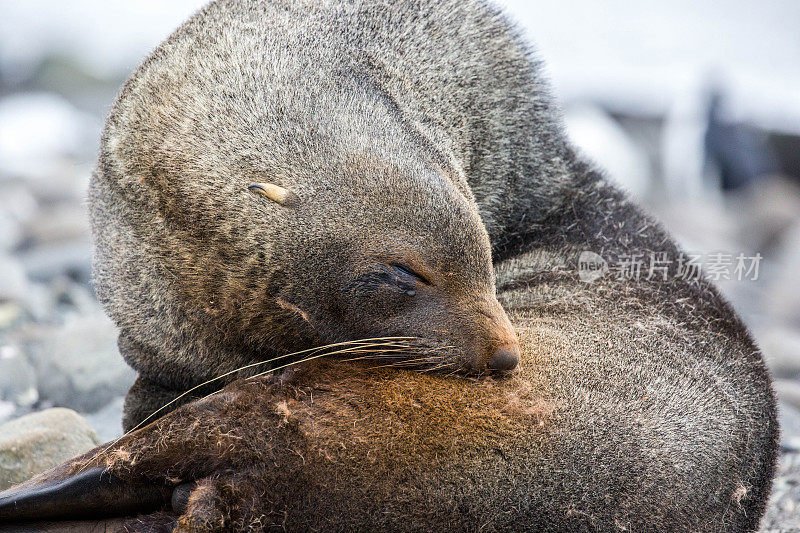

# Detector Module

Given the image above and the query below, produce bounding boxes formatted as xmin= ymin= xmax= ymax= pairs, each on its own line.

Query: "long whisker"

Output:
xmin=422 ymin=361 xmax=456 ymax=373
xmin=337 ymin=347 xmax=426 ymax=359
xmin=131 ymin=337 xmax=412 ymax=431
xmin=79 ymin=336 xmax=415 ymax=472
xmin=246 ymin=342 xmax=414 ymax=380
xmin=340 ymin=354 xmax=433 ymax=364
xmin=355 ymin=345 xmax=458 ymax=371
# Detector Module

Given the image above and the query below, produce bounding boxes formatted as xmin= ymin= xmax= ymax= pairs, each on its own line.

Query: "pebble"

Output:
xmin=27 ymin=315 xmax=136 ymax=413
xmin=759 ymin=326 xmax=800 ymax=380
xmin=0 ymin=345 xmax=38 ymax=408
xmin=0 ymin=408 xmax=99 ymax=490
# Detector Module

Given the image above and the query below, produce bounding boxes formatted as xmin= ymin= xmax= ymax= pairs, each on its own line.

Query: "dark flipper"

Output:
xmin=0 ymin=467 xmax=171 ymax=522
xmin=0 ymin=377 xmax=285 ymax=528
xmin=0 ymin=379 xmax=269 ymax=527
xmin=0 ymin=518 xmax=132 ymax=532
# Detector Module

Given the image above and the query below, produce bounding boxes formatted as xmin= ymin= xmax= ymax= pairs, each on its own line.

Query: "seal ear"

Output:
xmin=248 ymin=183 xmax=299 ymax=207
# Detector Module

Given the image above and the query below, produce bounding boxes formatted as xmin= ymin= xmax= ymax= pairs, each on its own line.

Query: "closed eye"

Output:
xmin=345 ymin=264 xmax=429 ymax=294
xmin=390 ymin=263 xmax=430 ymax=285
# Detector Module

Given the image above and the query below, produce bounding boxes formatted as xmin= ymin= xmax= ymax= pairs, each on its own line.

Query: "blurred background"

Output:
xmin=0 ymin=0 xmax=798 ymax=525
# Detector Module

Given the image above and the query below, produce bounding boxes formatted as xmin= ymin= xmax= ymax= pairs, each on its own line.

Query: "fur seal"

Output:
xmin=8 ymin=0 xmax=773 ymax=529
xmin=0 ymin=173 xmax=778 ymax=530
xmin=89 ymin=0 xmax=574 ymax=430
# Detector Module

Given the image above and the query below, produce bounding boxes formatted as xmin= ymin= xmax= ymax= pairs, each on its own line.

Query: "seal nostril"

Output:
xmin=487 ymin=345 xmax=520 ymax=372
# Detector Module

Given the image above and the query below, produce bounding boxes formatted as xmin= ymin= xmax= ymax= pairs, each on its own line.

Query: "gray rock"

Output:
xmin=778 ymin=401 xmax=800 ymax=452
xmin=23 ymin=163 xmax=93 ymax=206
xmin=0 ymin=408 xmax=99 ymax=490
xmin=733 ymin=175 xmax=800 ymax=256
xmin=83 ymin=395 xmax=125 ymax=443
xmin=0 ymin=183 xmax=38 ymax=225
xmin=0 ymin=345 xmax=38 ymax=408
xmin=13 ymin=282 xmax=54 ymax=323
xmin=18 ymin=239 xmax=91 ymax=284
xmin=26 ymin=204 xmax=90 ymax=247
xmin=0 ymin=254 xmax=30 ymax=303
xmin=775 ymin=379 xmax=800 ymax=413
xmin=563 ymin=104 xmax=651 ymax=199
xmin=648 ymin=200 xmax=739 ymax=259
xmin=0 ymin=93 xmax=97 ymax=184
xmin=0 ymin=302 xmax=21 ymax=331
xmin=7 ymin=277 xmax=103 ymax=324
xmin=761 ymin=452 xmax=800 ymax=532
xmin=49 ymin=276 xmax=104 ymax=317
xmin=0 ymin=401 xmax=15 ymax=426
xmin=769 ymin=222 xmax=800 ymax=327
xmin=0 ymin=183 xmax=37 ymax=252
xmin=28 ymin=315 xmax=136 ymax=413
xmin=759 ymin=326 xmax=800 ymax=380
xmin=0 ymin=210 xmax=22 ymax=253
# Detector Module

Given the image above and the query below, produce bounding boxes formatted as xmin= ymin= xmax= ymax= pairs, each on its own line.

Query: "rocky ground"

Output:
xmin=0 ymin=88 xmax=799 ymax=527
xmin=0 ymin=94 xmax=136 ymax=489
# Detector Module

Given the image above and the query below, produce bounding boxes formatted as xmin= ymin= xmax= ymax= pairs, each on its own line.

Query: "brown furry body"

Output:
xmin=31 ymin=0 xmax=777 ymax=529
xmin=1 ymin=170 xmax=778 ymax=531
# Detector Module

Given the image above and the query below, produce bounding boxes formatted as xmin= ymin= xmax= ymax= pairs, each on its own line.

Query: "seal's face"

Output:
xmin=259 ymin=160 xmax=520 ymax=374
xmin=335 ymin=253 xmax=521 ymax=374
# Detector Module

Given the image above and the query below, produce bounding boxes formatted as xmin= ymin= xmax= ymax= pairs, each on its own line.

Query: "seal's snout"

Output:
xmin=465 ymin=296 xmax=521 ymax=374
xmin=487 ymin=344 xmax=520 ymax=372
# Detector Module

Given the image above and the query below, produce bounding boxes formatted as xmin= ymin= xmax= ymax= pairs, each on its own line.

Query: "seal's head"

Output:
xmin=250 ymin=155 xmax=519 ymax=374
